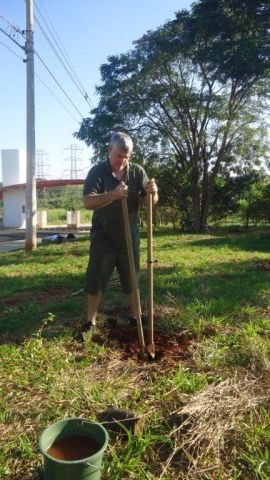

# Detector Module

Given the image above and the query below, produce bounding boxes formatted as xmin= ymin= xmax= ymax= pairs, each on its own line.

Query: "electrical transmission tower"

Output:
xmin=64 ymin=144 xmax=83 ymax=179
xmin=36 ymin=149 xmax=49 ymax=178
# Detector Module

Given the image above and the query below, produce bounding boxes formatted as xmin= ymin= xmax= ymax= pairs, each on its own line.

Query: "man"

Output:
xmin=81 ymin=131 xmax=158 ymax=335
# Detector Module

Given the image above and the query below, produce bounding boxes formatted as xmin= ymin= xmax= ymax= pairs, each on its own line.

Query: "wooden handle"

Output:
xmin=121 ymin=197 xmax=145 ymax=350
xmin=147 ymin=193 xmax=154 ymax=345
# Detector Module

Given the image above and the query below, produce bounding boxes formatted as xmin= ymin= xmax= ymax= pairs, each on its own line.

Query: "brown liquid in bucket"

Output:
xmin=47 ymin=435 xmax=100 ymax=461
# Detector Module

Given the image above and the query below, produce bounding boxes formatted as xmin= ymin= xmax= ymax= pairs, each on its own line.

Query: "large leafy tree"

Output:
xmin=76 ymin=0 xmax=270 ymax=232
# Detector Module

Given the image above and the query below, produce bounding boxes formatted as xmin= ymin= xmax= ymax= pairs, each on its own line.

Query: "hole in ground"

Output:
xmin=94 ymin=320 xmax=191 ymax=363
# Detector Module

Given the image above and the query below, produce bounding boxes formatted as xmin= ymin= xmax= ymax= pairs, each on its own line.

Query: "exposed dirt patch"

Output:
xmin=93 ymin=318 xmax=191 ymax=364
xmin=101 ymin=304 xmax=179 ymax=321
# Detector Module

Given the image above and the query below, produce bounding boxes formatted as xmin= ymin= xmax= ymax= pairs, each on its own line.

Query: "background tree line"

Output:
xmin=33 ymin=169 xmax=269 ymax=230
xmin=37 ymin=185 xmax=83 ymax=212
xmin=75 ymin=0 xmax=270 ymax=232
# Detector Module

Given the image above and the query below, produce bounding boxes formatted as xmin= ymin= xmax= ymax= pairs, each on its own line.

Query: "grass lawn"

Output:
xmin=0 ymin=228 xmax=270 ymax=479
xmin=45 ymin=208 xmax=92 ymax=225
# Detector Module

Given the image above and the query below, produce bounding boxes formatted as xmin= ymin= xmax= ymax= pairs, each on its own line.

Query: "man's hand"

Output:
xmin=111 ymin=181 xmax=128 ymax=201
xmin=84 ymin=182 xmax=128 ymax=210
xmin=143 ymin=178 xmax=158 ymax=195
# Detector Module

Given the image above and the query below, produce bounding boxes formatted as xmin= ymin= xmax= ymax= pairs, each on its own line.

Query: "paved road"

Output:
xmin=0 ymin=228 xmax=90 ymax=252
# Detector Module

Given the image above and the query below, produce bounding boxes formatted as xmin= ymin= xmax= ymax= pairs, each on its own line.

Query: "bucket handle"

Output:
xmin=85 ymin=461 xmax=100 ymax=472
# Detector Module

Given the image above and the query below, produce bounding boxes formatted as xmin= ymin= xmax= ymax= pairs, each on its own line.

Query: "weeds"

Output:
xmin=0 ymin=230 xmax=269 ymax=479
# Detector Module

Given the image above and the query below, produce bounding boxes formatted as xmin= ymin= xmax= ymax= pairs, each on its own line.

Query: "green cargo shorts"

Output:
xmin=85 ymin=239 xmax=140 ymax=295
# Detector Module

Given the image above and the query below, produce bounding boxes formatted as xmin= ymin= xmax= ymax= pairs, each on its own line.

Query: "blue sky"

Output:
xmin=0 ymin=0 xmax=192 ymax=181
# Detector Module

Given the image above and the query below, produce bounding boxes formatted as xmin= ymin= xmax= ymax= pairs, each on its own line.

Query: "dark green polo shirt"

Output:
xmin=83 ymin=159 xmax=148 ymax=248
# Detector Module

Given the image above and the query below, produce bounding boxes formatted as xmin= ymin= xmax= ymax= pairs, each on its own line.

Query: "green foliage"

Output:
xmin=210 ymin=170 xmax=270 ymax=227
xmin=103 ymin=431 xmax=169 ymax=480
xmin=37 ymin=185 xmax=85 ymax=210
xmin=76 ymin=1 xmax=270 ymax=232
xmin=231 ymin=409 xmax=270 ymax=479
xmin=186 ymin=0 xmax=270 ymax=82
xmin=210 ymin=176 xmax=238 ymax=224
xmin=237 ymin=173 xmax=270 ymax=227
xmin=36 ymin=185 xmax=92 ymax=225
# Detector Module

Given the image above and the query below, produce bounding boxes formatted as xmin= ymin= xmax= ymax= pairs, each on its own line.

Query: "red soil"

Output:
xmin=94 ymin=319 xmax=191 ymax=363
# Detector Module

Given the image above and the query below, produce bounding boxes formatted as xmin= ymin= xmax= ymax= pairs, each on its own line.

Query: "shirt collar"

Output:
xmin=106 ymin=158 xmax=130 ymax=177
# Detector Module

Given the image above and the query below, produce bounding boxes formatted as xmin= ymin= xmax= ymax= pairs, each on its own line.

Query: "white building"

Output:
xmin=1 ymin=149 xmax=27 ymax=228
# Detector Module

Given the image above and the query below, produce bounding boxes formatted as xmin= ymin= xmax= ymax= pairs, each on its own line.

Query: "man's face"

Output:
xmin=109 ymin=144 xmax=131 ymax=171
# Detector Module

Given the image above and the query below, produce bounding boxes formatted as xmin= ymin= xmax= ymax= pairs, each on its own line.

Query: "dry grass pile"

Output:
xmin=166 ymin=374 xmax=270 ymax=478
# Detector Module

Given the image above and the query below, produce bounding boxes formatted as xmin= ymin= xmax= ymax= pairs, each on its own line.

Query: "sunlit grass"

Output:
xmin=0 ymin=228 xmax=270 ymax=479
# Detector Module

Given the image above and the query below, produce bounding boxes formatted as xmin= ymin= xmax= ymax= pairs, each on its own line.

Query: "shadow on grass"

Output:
xmin=144 ymin=258 xmax=270 ymax=323
xmin=186 ymin=232 xmax=270 ymax=253
xmin=140 ymin=226 xmax=182 ymax=238
xmin=0 ymin=272 xmax=86 ymax=344
xmin=1 ymin=252 xmax=269 ymax=344
xmin=0 ymin=238 xmax=90 ymax=268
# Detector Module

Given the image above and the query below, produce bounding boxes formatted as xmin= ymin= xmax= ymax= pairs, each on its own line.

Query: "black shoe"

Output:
xmin=82 ymin=321 xmax=97 ymax=332
xmin=77 ymin=321 xmax=98 ymax=341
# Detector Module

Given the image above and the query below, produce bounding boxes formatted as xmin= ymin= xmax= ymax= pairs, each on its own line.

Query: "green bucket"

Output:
xmin=39 ymin=417 xmax=109 ymax=480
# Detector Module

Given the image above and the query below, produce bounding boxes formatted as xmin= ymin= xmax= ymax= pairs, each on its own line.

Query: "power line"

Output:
xmin=34 ymin=0 xmax=94 ymax=110
xmin=34 ymin=14 xmax=87 ymax=101
xmin=35 ymin=71 xmax=80 ymax=122
xmin=0 ymin=26 xmax=25 ymax=50
xmin=0 ymin=15 xmax=83 ymax=121
xmin=33 ymin=4 xmax=85 ymax=97
xmin=0 ymin=30 xmax=80 ymax=122
xmin=0 ymin=14 xmax=24 ymax=38
xmin=34 ymin=0 xmax=84 ymax=89
xmin=34 ymin=48 xmax=84 ymax=118
xmin=34 ymin=0 xmax=94 ymax=109
xmin=0 ymin=39 xmax=25 ymax=60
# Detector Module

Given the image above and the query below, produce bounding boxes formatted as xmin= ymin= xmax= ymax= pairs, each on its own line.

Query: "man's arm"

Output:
xmin=83 ymin=191 xmax=114 ymax=210
xmin=83 ymin=182 xmax=128 ymax=210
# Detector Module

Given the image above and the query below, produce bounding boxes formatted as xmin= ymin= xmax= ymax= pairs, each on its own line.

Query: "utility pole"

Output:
xmin=25 ymin=0 xmax=37 ymax=250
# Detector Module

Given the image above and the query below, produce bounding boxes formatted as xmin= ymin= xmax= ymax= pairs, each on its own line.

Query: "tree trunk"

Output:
xmin=200 ymin=187 xmax=212 ymax=231
xmin=200 ymin=159 xmax=209 ymax=232
xmin=200 ymin=157 xmax=222 ymax=231
xmin=191 ymin=166 xmax=201 ymax=233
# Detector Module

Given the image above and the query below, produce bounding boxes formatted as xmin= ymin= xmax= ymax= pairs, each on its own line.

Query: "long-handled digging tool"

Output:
xmin=121 ymin=197 xmax=148 ymax=360
xmin=146 ymin=192 xmax=155 ymax=359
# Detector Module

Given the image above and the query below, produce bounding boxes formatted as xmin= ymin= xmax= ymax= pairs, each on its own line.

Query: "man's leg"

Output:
xmin=84 ymin=241 xmax=116 ymax=331
xmin=87 ymin=293 xmax=102 ymax=325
